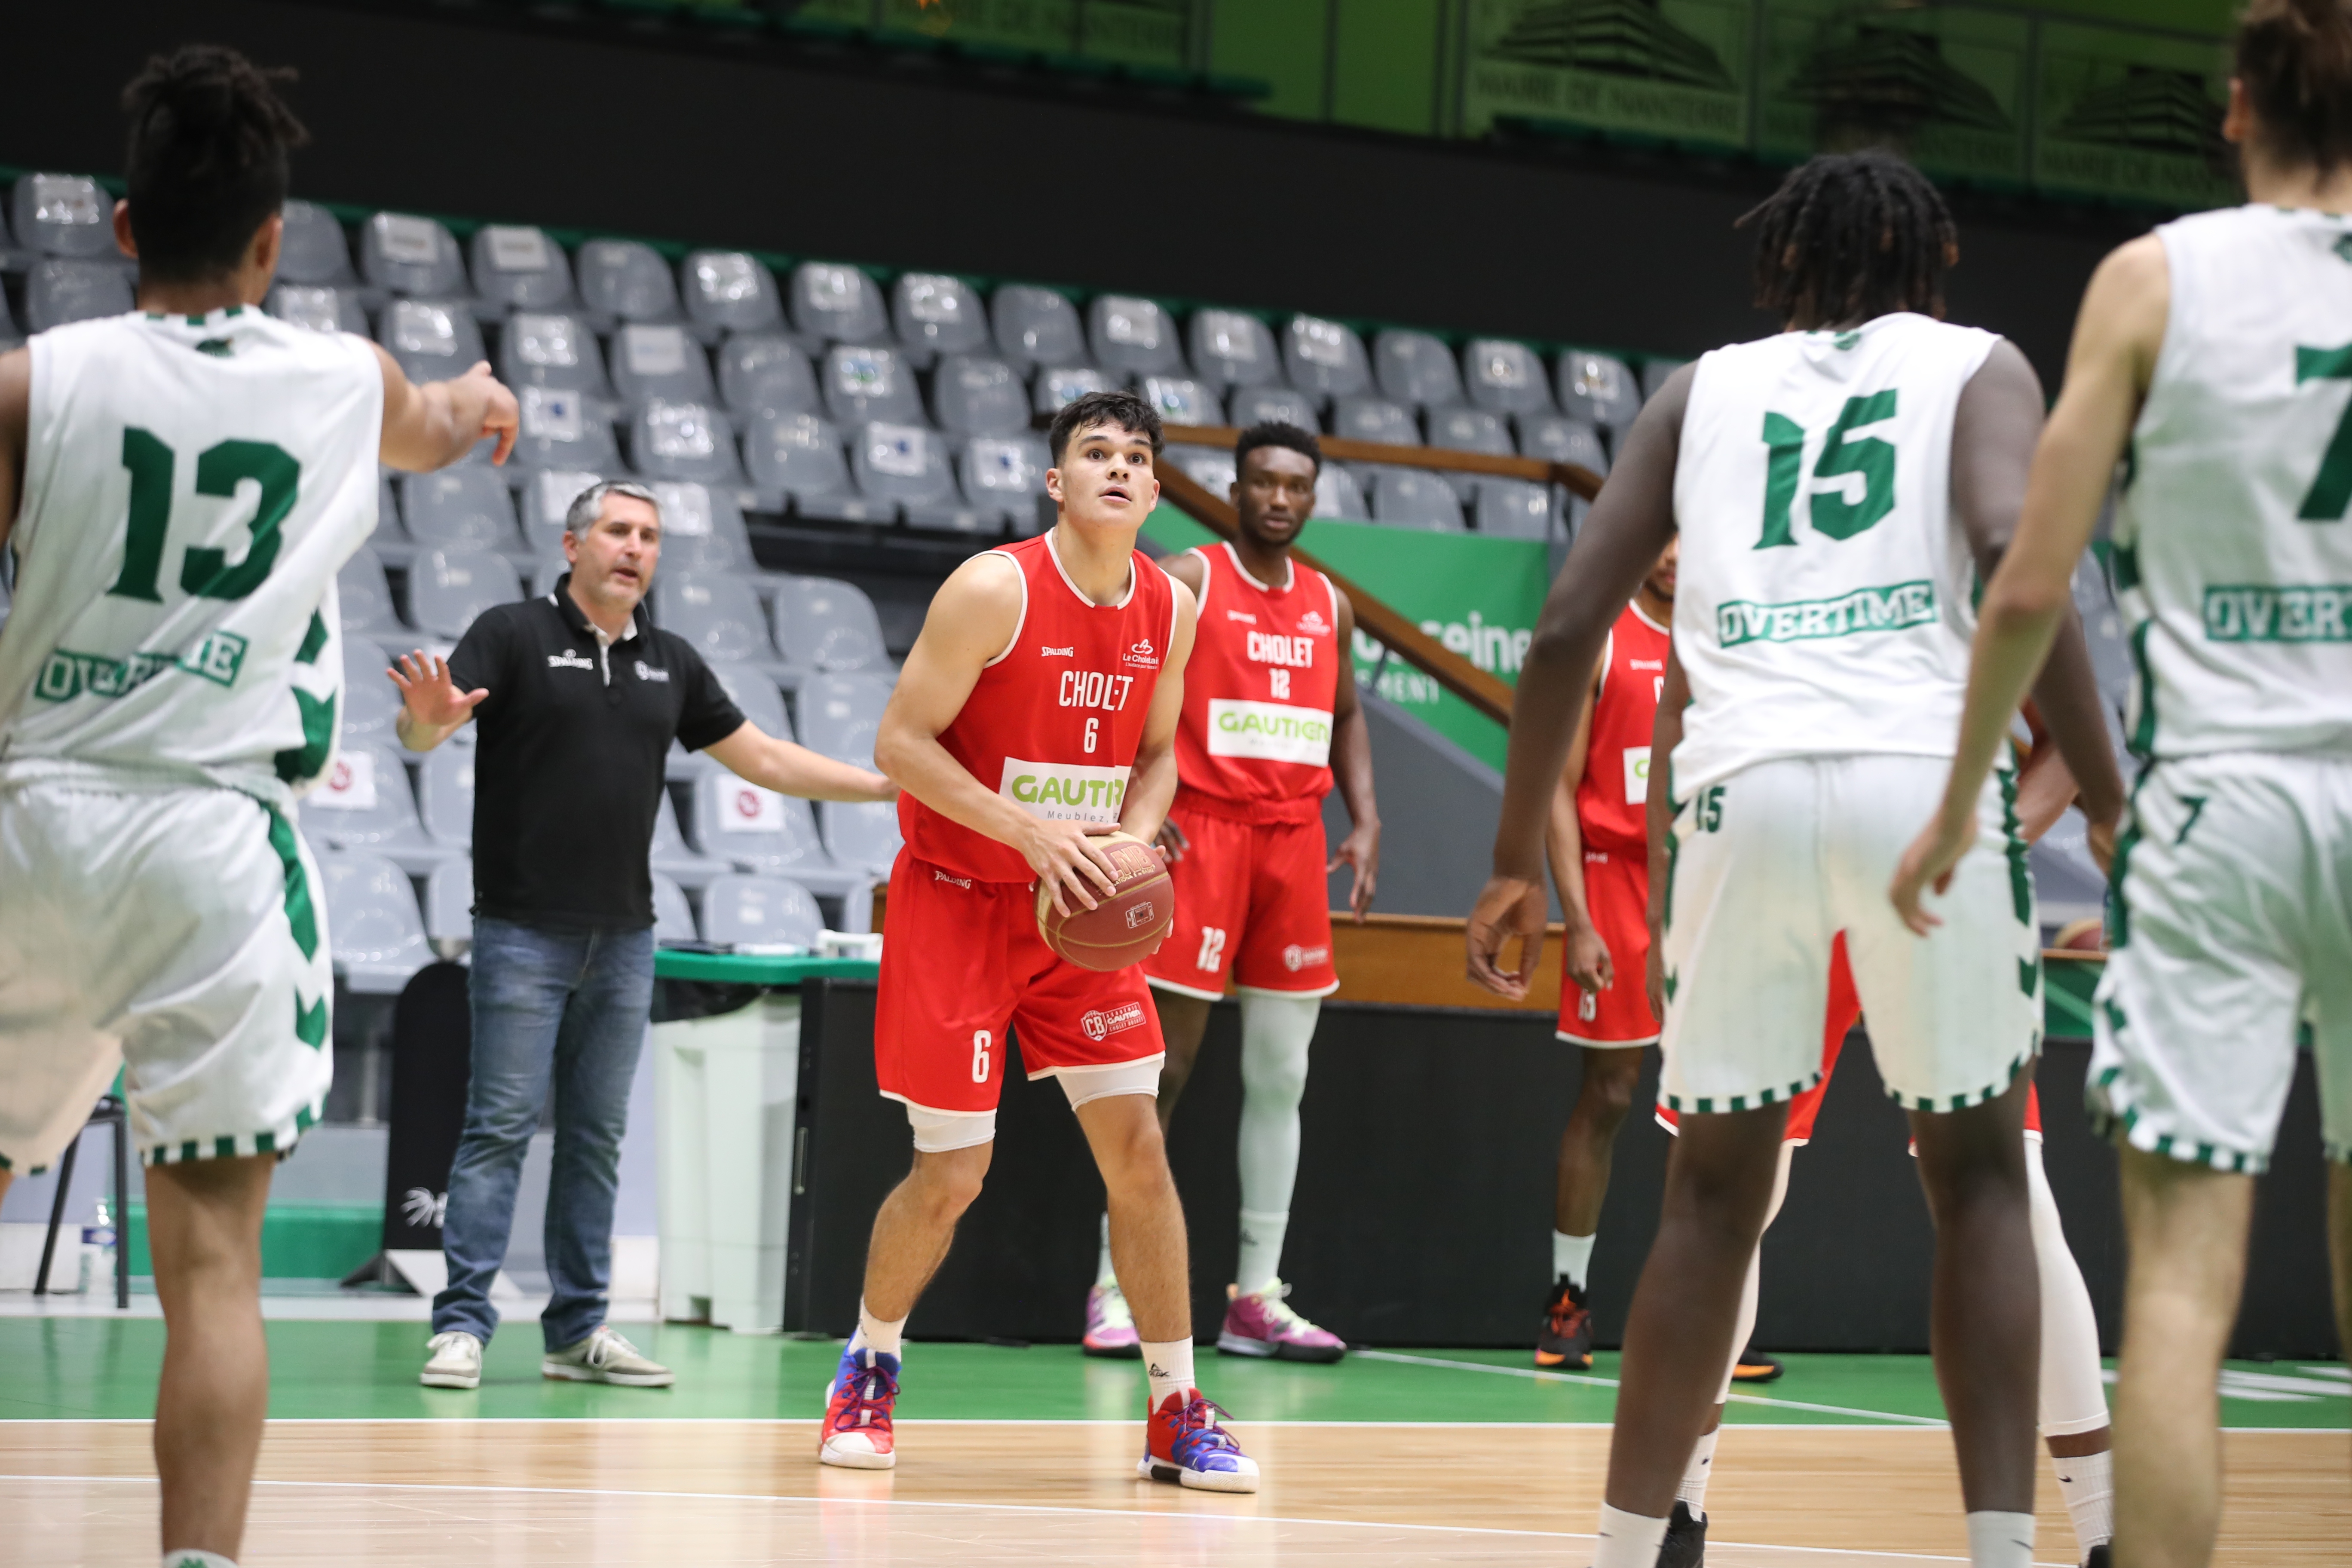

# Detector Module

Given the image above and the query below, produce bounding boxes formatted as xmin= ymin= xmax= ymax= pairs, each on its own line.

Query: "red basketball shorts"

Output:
xmin=1142 ymin=799 xmax=1338 ymax=999
xmin=876 ymin=850 xmax=1165 ymax=1116
xmin=1557 ymin=847 xmax=1660 ymax=1047
xmin=1660 ymin=932 xmax=2043 ymax=1143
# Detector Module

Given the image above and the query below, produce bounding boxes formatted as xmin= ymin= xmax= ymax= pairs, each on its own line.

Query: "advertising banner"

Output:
xmin=1461 ymin=0 xmax=1756 ymax=151
xmin=2032 ymin=20 xmax=2237 ymax=210
xmin=1143 ymin=506 xmax=1541 ymax=772
xmin=877 ymin=0 xmax=1077 ymax=50
xmin=1758 ymin=1 xmax=2030 ymax=187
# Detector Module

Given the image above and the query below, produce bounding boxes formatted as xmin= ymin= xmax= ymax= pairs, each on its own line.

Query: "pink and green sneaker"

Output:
xmin=1082 ymin=1281 xmax=1142 ymax=1358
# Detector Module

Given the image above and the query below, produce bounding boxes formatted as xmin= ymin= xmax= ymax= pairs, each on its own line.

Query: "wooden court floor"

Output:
xmin=8 ymin=1418 xmax=2346 ymax=1566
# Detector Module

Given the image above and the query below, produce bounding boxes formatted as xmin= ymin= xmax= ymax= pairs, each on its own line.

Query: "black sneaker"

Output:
xmin=1729 ymin=1345 xmax=1783 ymax=1384
xmin=1658 ymin=1500 xmax=1707 ymax=1568
xmin=1534 ymin=1278 xmax=1593 ymax=1369
xmin=2083 ymin=1546 xmax=2111 ymax=1568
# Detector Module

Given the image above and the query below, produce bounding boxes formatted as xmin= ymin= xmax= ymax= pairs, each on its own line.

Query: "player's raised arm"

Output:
xmin=375 ymin=349 xmax=520 ymax=472
xmin=1892 ymin=239 xmax=2166 ymax=932
xmin=1117 ymin=575 xmax=1196 ymax=847
xmin=1326 ymin=588 xmax=1381 ymax=920
xmin=1467 ymin=365 xmax=1689 ymax=997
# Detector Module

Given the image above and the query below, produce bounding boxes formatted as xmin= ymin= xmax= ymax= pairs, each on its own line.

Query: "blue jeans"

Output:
xmin=432 ymin=917 xmax=654 ymax=1350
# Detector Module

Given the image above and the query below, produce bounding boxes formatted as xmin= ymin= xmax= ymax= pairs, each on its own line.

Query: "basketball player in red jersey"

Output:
xmin=1078 ymin=423 xmax=1380 ymax=1362
xmin=818 ymin=390 xmax=1258 ymax=1494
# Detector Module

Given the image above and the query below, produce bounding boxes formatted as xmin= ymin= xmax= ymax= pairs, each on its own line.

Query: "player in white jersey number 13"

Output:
xmin=1470 ymin=151 xmax=2125 ymax=1568
xmin=1893 ymin=4 xmax=2352 ymax=1562
xmin=0 ymin=48 xmax=517 ymax=1568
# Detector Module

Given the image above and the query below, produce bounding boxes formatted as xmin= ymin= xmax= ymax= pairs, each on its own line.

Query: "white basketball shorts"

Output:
xmin=1659 ymin=753 xmax=2041 ymax=1115
xmin=0 ymin=771 xmax=335 ymax=1170
xmin=2091 ymin=751 xmax=2352 ymax=1173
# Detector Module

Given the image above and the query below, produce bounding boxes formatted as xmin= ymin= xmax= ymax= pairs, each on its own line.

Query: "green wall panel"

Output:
xmin=1331 ymin=0 xmax=1448 ymax=135
xmin=1211 ymin=0 xmax=1330 ymax=120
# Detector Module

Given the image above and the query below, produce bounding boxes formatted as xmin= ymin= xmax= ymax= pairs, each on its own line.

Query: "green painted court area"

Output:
xmin=5 ymin=1319 xmax=2346 ymax=1430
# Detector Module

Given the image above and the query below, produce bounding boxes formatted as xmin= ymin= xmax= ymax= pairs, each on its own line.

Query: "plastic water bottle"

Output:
xmin=78 ymin=1200 xmax=117 ymax=1297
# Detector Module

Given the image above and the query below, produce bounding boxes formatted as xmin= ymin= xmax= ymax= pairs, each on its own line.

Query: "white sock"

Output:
xmin=2028 ymin=1141 xmax=2110 ymax=1438
xmin=1554 ymin=1230 xmax=1597 ymax=1289
xmin=850 ymin=1298 xmax=905 ymax=1360
xmin=1678 ymin=1425 xmax=1719 ymax=1519
xmin=1235 ymin=1207 xmax=1289 ymax=1296
xmin=2051 ymin=1447 xmax=2114 ymax=1552
xmin=163 ymin=1554 xmax=237 ymax=1568
xmin=1141 ymin=1337 xmax=1194 ymax=1411
xmin=1964 ymin=1510 xmax=2036 ymax=1568
xmin=1592 ymin=1502 xmax=1670 ymax=1568
xmin=1096 ymin=1211 xmax=1117 ymax=1288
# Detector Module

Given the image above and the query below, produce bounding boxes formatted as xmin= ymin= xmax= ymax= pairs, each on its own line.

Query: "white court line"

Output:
xmin=9 ymin=1414 xmax=2345 ymax=1432
xmin=1354 ymin=1349 xmax=1952 ymax=1427
xmin=0 ymin=1472 xmax=2074 ymax=1565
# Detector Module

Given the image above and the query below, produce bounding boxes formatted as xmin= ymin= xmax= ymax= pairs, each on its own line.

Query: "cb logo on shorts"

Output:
xmin=1081 ymin=1002 xmax=1147 ymax=1041
xmin=1280 ymin=943 xmax=1329 ymax=973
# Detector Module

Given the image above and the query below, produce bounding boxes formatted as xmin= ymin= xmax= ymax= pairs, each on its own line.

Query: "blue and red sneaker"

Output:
xmin=819 ymin=1346 xmax=899 ymax=1470
xmin=1137 ymin=1388 xmax=1259 ymax=1492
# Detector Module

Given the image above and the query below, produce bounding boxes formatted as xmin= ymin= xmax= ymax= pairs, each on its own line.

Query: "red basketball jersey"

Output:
xmin=900 ymin=532 xmax=1179 ymax=884
xmin=1575 ymin=602 xmax=1671 ymax=856
xmin=1171 ymin=543 xmax=1341 ymax=819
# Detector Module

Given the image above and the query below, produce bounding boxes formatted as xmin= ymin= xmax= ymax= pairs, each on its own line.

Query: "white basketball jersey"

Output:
xmin=2115 ymin=204 xmax=2352 ymax=759
xmin=1668 ymin=312 xmax=1999 ymax=796
xmin=0 ymin=306 xmax=382 ymax=802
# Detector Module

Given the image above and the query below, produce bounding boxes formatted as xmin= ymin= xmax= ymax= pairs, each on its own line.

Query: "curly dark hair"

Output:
xmin=1737 ymin=151 xmax=1957 ymax=328
xmin=1234 ymin=420 xmax=1320 ymax=476
xmin=122 ymin=44 xmax=309 ymax=282
xmin=1047 ymin=387 xmax=1164 ymax=464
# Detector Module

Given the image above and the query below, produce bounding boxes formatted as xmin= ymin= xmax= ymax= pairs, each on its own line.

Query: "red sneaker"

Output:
xmin=1137 ymin=1388 xmax=1259 ymax=1493
xmin=818 ymin=1346 xmax=899 ymax=1470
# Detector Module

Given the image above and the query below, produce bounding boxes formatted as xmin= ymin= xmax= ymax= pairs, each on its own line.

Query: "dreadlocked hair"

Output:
xmin=1736 ymin=152 xmax=1957 ymax=328
xmin=121 ymin=44 xmax=309 ymax=283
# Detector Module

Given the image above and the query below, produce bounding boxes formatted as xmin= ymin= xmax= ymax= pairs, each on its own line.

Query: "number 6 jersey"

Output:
xmin=0 ymin=306 xmax=382 ymax=802
xmin=1667 ymin=312 xmax=1998 ymax=797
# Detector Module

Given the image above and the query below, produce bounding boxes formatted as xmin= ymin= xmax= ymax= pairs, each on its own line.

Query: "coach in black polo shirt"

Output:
xmin=389 ymin=479 xmax=891 ymax=1392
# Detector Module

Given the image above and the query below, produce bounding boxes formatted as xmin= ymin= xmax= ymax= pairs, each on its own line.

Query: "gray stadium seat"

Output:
xmin=791 ymin=262 xmax=888 ymax=345
xmin=683 ymin=251 xmax=784 ymax=334
xmin=770 ymin=576 xmax=888 ymax=674
xmin=893 ymin=273 xmax=989 ymax=361
xmin=651 ymin=793 xmax=731 ymax=892
xmin=820 ymin=800 xmax=902 ymax=876
xmin=368 ymin=472 xmax=409 ymax=564
xmin=745 ymin=410 xmax=887 ymax=522
xmin=959 ymin=434 xmax=1049 ymax=524
xmin=931 ymin=355 xmax=1028 ymax=437
xmin=0 ymin=291 xmax=21 ymax=353
xmin=1641 ymin=358 xmax=1690 ymax=400
xmin=519 ymin=469 xmax=608 ymax=546
xmin=578 ymin=240 xmax=681 ymax=324
xmin=653 ymin=572 xmax=784 ymax=674
xmin=1142 ymin=376 xmax=1217 ymax=428
xmin=1033 ymin=365 xmax=1113 ymax=416
xmin=1188 ymin=309 xmax=1279 ymax=391
xmin=267 ymin=283 xmax=368 ymax=336
xmin=702 ymin=874 xmax=826 ymax=951
xmin=705 ymin=660 xmax=790 ymax=740
xmin=1376 ymin=329 xmax=1465 ymax=410
xmin=401 ymin=469 xmax=521 ymax=554
xmin=652 ymin=872 xmax=698 ymax=946
xmin=1427 ymin=405 xmax=1514 ymax=502
xmin=304 ymin=746 xmax=453 ymax=875
xmin=24 ymin=260 xmax=133 ymax=332
xmin=276 ymin=200 xmax=353 ymax=283
xmin=629 ymin=400 xmax=742 ymax=487
xmin=415 ymin=744 xmax=474 ymax=848
xmin=1315 ymin=463 xmax=1369 ymax=520
xmin=11 ymin=174 xmax=114 ymax=257
xmin=409 ymin=546 xmax=522 ymax=642
xmin=469 ymin=225 xmax=573 ymax=312
xmin=360 ymin=213 xmax=468 ymax=298
xmin=1474 ymin=480 xmax=1557 ymax=541
xmin=852 ymin=422 xmax=971 ymax=528
xmin=612 ymin=324 xmax=717 ymax=410
xmin=499 ymin=312 xmax=610 ymax=396
xmin=1557 ymin=351 xmax=1640 ymax=436
xmin=319 ymin=851 xmax=433 ymax=993
xmin=1332 ymin=396 xmax=1417 ymax=448
xmin=718 ymin=334 xmax=819 ymax=416
xmin=688 ymin=772 xmax=847 ymax=890
xmin=1228 ymin=386 xmax=1319 ymax=429
xmin=1463 ymin=339 xmax=1553 ymax=416
xmin=423 ymin=856 xmax=475 ymax=956
xmin=798 ymin=671 xmax=893 ymax=766
xmin=1173 ymin=449 xmax=1237 ymax=499
xmin=1088 ymin=295 xmax=1182 ymax=379
xmin=1370 ymin=469 xmax=1465 ymax=531
xmin=338 ymin=636 xmax=404 ymax=749
xmin=648 ymin=479 xmax=754 ymax=574
xmin=378 ymin=298 xmax=487 ymax=387
xmin=1518 ymin=413 xmax=1609 ymax=475
xmin=1283 ymin=315 xmax=1372 ymax=404
xmin=509 ymin=386 xmax=621 ymax=474
xmin=337 ymin=547 xmax=407 ymax=637
xmin=992 ymin=285 xmax=1085 ymax=370
xmin=823 ymin=344 xmax=924 ymax=427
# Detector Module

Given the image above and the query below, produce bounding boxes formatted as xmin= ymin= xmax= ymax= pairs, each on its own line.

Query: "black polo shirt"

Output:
xmin=447 ymin=575 xmax=745 ymax=929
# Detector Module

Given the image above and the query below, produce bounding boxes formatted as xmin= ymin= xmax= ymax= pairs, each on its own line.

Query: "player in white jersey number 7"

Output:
xmin=0 ymin=47 xmax=516 ymax=1568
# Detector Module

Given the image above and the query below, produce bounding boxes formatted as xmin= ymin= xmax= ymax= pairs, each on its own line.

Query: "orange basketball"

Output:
xmin=1035 ymin=830 xmax=1174 ymax=971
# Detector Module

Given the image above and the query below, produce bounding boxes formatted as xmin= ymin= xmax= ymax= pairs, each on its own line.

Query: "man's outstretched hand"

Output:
xmin=1466 ymin=873 xmax=1548 ymax=999
xmin=389 ymin=650 xmax=488 ymax=735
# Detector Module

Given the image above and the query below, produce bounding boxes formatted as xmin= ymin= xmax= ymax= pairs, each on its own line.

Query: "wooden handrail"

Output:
xmin=1152 ymin=462 xmax=1517 ymax=724
xmin=1161 ymin=422 xmax=1605 ymax=502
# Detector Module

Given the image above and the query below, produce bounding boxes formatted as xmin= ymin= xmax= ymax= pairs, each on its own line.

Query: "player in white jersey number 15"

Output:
xmin=1893 ymin=4 xmax=2352 ymax=1563
xmin=0 ymin=48 xmax=516 ymax=1568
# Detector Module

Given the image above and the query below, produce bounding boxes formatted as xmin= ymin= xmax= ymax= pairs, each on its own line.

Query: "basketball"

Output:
xmin=1035 ymin=830 xmax=1173 ymax=971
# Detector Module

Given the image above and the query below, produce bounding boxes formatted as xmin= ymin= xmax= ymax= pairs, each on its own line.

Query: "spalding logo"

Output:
xmin=1081 ymin=1002 xmax=1148 ymax=1041
xmin=1281 ymin=943 xmax=1330 ymax=972
xmin=1124 ymin=900 xmax=1157 ymax=929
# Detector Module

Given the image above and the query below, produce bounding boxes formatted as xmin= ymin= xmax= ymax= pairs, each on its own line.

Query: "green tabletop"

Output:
xmin=652 ymin=949 xmax=880 ymax=986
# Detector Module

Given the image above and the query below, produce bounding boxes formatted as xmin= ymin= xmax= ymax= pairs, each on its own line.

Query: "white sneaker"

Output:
xmin=542 ymin=1325 xmax=674 ymax=1387
xmin=421 ymin=1330 xmax=483 ymax=1389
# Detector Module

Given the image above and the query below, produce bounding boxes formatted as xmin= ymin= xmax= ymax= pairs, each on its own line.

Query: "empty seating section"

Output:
xmin=893 ymin=273 xmax=987 ymax=361
xmin=702 ymin=874 xmax=826 ymax=952
xmin=499 ymin=311 xmax=608 ymax=395
xmin=792 ymin=262 xmax=888 ymax=345
xmin=471 ymin=225 xmax=573 ymax=312
xmin=579 ymin=240 xmax=682 ymax=324
xmin=992 ymin=285 xmax=1084 ymax=370
xmin=362 ymin=212 xmax=467 ymax=298
xmin=403 ymin=469 xmax=521 ymax=554
xmin=1188 ymin=310 xmax=1278 ymax=390
xmin=654 ymin=572 xmax=786 ymax=676
xmin=1375 ymin=330 xmax=1464 ymax=410
xmin=1088 ymin=295 xmax=1182 ymax=379
xmin=720 ymin=334 xmax=819 ymax=415
xmin=1463 ymin=338 xmax=1553 ymax=417
xmin=1559 ymin=350 xmax=1640 ymax=435
xmin=685 ymin=251 xmax=783 ymax=334
xmin=379 ymin=297 xmax=487 ymax=387
xmin=1229 ymin=386 xmax=1318 ymax=429
xmin=612 ymin=323 xmax=716 ymax=408
xmin=630 ymin=400 xmax=742 ymax=487
xmin=769 ymin=578 xmax=889 ymax=674
xmin=932 ymin=355 xmax=1028 ymax=436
